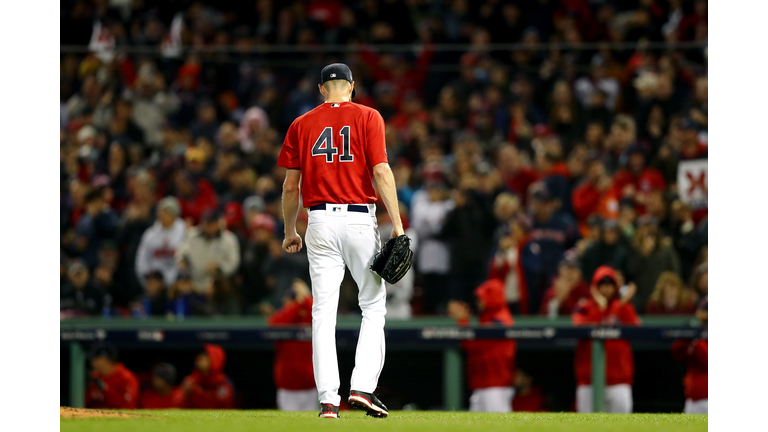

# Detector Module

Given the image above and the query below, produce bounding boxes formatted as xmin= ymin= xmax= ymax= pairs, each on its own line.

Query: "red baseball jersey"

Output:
xmin=277 ymin=102 xmax=388 ymax=207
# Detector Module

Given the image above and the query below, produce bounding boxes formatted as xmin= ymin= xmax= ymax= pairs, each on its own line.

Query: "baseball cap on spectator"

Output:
xmin=422 ymin=165 xmax=449 ymax=189
xmin=637 ymin=215 xmax=658 ymax=226
xmin=158 ymin=196 xmax=181 ymax=218
xmin=224 ymin=202 xmax=243 ymax=227
xmin=243 ymin=195 xmax=266 ymax=213
xmin=177 ymin=268 xmax=192 ymax=281
xmin=89 ymin=342 xmax=118 ymax=361
xmin=587 ymin=215 xmax=603 ymax=229
xmin=531 ymin=184 xmax=553 ymax=201
xmin=251 ymin=213 xmax=277 ymax=234
xmin=77 ymin=125 xmax=96 ymax=144
xmin=91 ymin=174 xmax=111 ymax=189
xmin=77 ymin=145 xmax=99 ymax=163
xmin=680 ymin=117 xmax=699 ymax=131
xmin=152 ymin=363 xmax=178 ymax=384
xmin=201 ymin=209 xmax=222 ymax=224
xmin=619 ymin=197 xmax=635 ymax=209
xmin=626 ymin=144 xmax=647 ymax=156
xmin=145 ymin=270 xmax=164 ymax=281
xmin=603 ymin=219 xmax=620 ymax=230
xmin=186 ymin=147 xmax=207 ymax=163
xmin=68 ymin=259 xmax=88 ymax=277
xmin=558 ymin=256 xmax=579 ymax=269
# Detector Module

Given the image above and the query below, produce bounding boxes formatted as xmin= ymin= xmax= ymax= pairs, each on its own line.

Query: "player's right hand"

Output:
xmin=282 ymin=232 xmax=303 ymax=253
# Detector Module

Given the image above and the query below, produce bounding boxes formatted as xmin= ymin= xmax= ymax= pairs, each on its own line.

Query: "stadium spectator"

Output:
xmin=73 ymin=188 xmax=119 ymax=269
xmin=488 ymin=217 xmax=529 ymax=314
xmin=167 ymin=269 xmax=211 ymax=317
xmin=572 ymin=266 xmax=641 ymax=413
xmin=85 ymin=343 xmax=140 ymax=409
xmin=571 ymin=156 xmax=618 ymax=237
xmin=139 ymin=363 xmax=185 ymax=409
xmin=176 ymin=210 xmax=240 ymax=294
xmin=440 ymin=181 xmax=497 ymax=304
xmin=611 ymin=145 xmax=666 ymax=215
xmin=261 ymin=219 xmax=311 ymax=307
xmin=690 ymin=263 xmax=708 ymax=298
xmin=172 ymin=170 xmax=219 ymax=225
xmin=181 ymin=344 xmax=235 ymax=409
xmin=240 ymin=213 xmax=276 ymax=313
xmin=540 ymin=258 xmax=590 ymax=318
xmin=645 ymin=271 xmax=698 ymax=315
xmin=135 ymin=196 xmax=187 ymax=286
xmin=123 ymin=63 xmax=180 ymax=147
xmin=626 ymin=219 xmax=682 ymax=311
xmin=267 ymin=279 xmax=316 ymax=411
xmin=512 ymin=369 xmax=548 ymax=412
xmin=579 ymin=219 xmax=630 ymax=282
xmin=410 ymin=166 xmax=455 ymax=313
xmin=448 ymin=279 xmax=516 ymax=413
xmin=140 ymin=270 xmax=169 ymax=317
xmin=521 ymin=183 xmax=579 ymax=313
xmin=61 ymin=259 xmax=105 ymax=318
xmin=671 ymin=296 xmax=708 ymax=414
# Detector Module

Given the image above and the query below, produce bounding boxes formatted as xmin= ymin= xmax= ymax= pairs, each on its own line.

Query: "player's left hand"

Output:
xmin=282 ymin=232 xmax=303 ymax=253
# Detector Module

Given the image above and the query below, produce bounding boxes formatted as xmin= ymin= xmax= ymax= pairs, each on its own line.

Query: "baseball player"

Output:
xmin=278 ymin=63 xmax=404 ymax=419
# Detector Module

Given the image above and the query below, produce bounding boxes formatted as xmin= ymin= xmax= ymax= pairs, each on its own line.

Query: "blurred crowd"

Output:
xmin=60 ymin=0 xmax=708 ymax=319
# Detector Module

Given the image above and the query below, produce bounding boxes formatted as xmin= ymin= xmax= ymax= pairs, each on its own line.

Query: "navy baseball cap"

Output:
xmin=320 ymin=63 xmax=355 ymax=98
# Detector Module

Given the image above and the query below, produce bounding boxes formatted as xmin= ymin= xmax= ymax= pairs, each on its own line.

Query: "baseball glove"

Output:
xmin=370 ymin=235 xmax=414 ymax=284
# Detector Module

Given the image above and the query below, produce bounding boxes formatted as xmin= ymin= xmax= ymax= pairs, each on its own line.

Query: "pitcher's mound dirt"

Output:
xmin=60 ymin=407 xmax=146 ymax=419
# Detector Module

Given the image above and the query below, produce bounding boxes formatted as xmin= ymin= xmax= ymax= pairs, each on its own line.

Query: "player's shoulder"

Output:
xmin=349 ymin=102 xmax=382 ymax=118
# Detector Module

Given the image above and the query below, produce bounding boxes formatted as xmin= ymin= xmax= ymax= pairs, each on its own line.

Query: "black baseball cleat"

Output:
xmin=348 ymin=390 xmax=389 ymax=418
xmin=318 ymin=404 xmax=340 ymax=419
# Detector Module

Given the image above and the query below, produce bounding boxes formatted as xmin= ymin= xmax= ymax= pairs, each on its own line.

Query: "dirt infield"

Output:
xmin=60 ymin=407 xmax=146 ymax=419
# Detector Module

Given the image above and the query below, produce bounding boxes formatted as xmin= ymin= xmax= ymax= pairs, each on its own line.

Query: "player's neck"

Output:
xmin=324 ymin=93 xmax=351 ymax=103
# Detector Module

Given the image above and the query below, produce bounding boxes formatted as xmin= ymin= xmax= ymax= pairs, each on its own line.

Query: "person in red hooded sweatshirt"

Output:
xmin=85 ymin=342 xmax=140 ymax=409
xmin=139 ymin=363 xmax=185 ymax=409
xmin=572 ymin=266 xmax=640 ymax=413
xmin=447 ymin=279 xmax=516 ymax=412
xmin=267 ymin=279 xmax=317 ymax=411
xmin=671 ymin=296 xmax=708 ymax=414
xmin=181 ymin=344 xmax=234 ymax=409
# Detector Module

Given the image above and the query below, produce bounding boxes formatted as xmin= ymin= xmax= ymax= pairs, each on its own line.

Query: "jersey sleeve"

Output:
xmin=366 ymin=109 xmax=388 ymax=167
xmin=278 ymin=121 xmax=301 ymax=169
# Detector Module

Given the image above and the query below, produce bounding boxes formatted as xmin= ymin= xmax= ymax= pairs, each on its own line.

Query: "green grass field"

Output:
xmin=60 ymin=410 xmax=707 ymax=432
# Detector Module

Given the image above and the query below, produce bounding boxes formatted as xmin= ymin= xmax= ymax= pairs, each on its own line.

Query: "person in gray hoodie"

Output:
xmin=176 ymin=209 xmax=240 ymax=294
xmin=135 ymin=197 xmax=187 ymax=287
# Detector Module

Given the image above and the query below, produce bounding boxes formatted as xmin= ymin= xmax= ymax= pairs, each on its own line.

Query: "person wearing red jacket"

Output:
xmin=85 ymin=343 xmax=140 ymax=409
xmin=671 ymin=298 xmax=708 ymax=414
xmin=173 ymin=170 xmax=219 ymax=225
xmin=448 ymin=279 xmax=516 ymax=412
xmin=139 ymin=363 xmax=185 ymax=409
xmin=540 ymin=258 xmax=590 ymax=317
xmin=572 ymin=266 xmax=640 ymax=413
xmin=611 ymin=146 xmax=665 ymax=215
xmin=512 ymin=369 xmax=548 ymax=412
xmin=267 ymin=279 xmax=317 ymax=411
xmin=181 ymin=344 xmax=234 ymax=409
xmin=571 ymin=157 xmax=619 ymax=238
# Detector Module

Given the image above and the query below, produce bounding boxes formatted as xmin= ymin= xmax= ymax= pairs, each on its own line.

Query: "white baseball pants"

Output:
xmin=684 ymin=398 xmax=708 ymax=414
xmin=276 ymin=388 xmax=319 ymax=411
xmin=576 ymin=384 xmax=633 ymax=413
xmin=304 ymin=204 xmax=387 ymax=406
xmin=469 ymin=387 xmax=515 ymax=413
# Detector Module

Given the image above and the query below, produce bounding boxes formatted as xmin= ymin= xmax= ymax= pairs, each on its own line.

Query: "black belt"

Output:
xmin=309 ymin=204 xmax=369 ymax=213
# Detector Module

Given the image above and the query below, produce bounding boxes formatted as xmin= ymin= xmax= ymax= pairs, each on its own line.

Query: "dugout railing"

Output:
xmin=60 ymin=316 xmax=705 ymax=413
